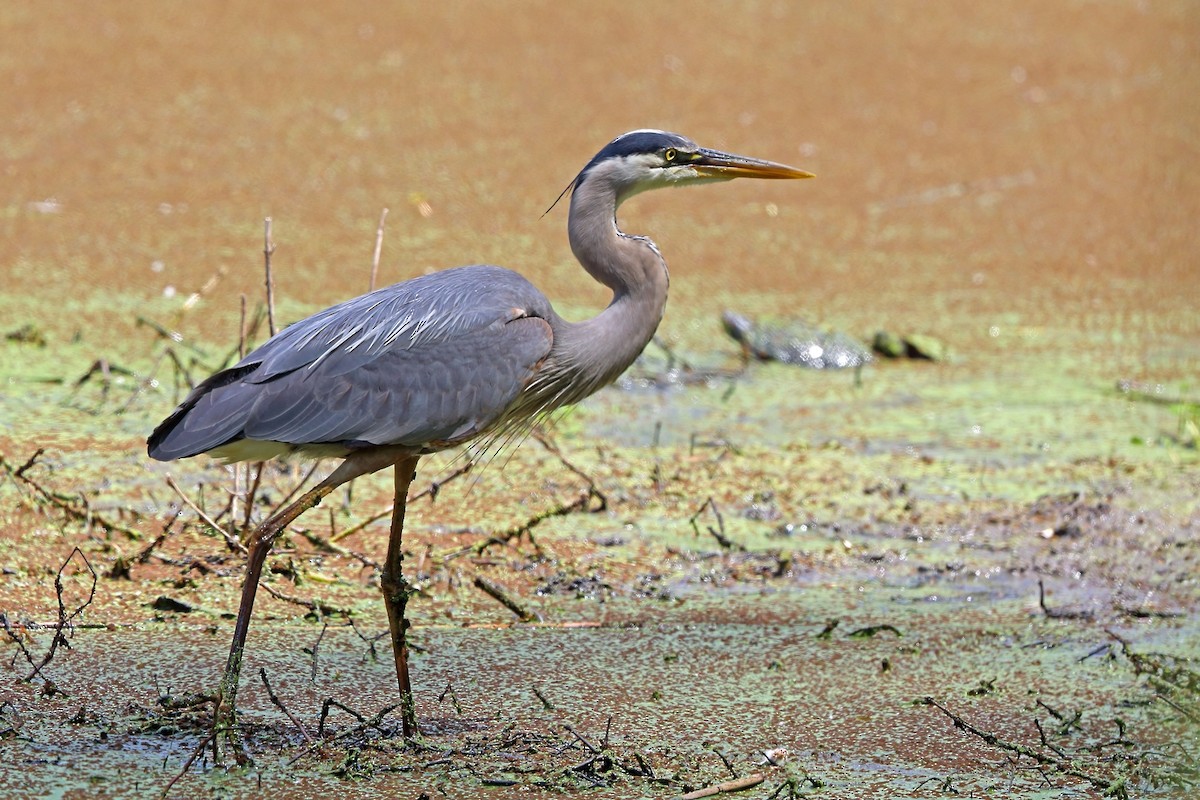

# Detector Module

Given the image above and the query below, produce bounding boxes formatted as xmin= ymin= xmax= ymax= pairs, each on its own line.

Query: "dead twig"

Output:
xmin=533 ymin=430 xmax=608 ymax=511
xmin=12 ymin=449 xmax=43 ymax=479
xmin=158 ymin=730 xmax=216 ymax=799
xmin=0 ymin=699 xmax=24 ymax=738
xmin=1038 ymin=579 xmax=1093 ymax=620
xmin=289 ymin=700 xmax=401 ymax=765
xmin=111 ymin=515 xmax=184 ymax=577
xmin=1 ymin=450 xmax=144 ymax=540
xmin=264 ymin=217 xmax=277 ymax=336
xmin=564 ymin=723 xmax=599 ymax=754
xmin=265 ymin=461 xmax=323 ymax=521
xmin=474 ymin=576 xmax=541 ymax=622
xmin=688 ymin=497 xmax=743 ymax=551
xmin=6 ymin=548 xmax=98 ymax=686
xmin=318 ymin=697 xmax=365 ymax=734
xmin=369 ymin=207 xmax=389 ymax=292
xmin=260 ymin=582 xmax=352 ymax=619
xmin=921 ymin=696 xmax=1127 ymax=797
xmin=164 ymin=475 xmax=247 ymax=554
xmin=348 ymin=618 xmax=390 ymax=663
xmin=672 ymin=773 xmax=765 ymax=799
xmin=1 ymin=613 xmax=40 ymax=677
xmin=296 ymin=527 xmax=352 ymax=557
xmin=470 ymin=485 xmax=603 ymax=557
xmin=135 ymin=315 xmax=210 ymax=358
xmin=120 ymin=344 xmax=209 ymax=411
xmin=533 ymin=685 xmax=555 ymax=710
xmin=330 ymin=460 xmax=474 ymax=543
xmin=308 ymin=622 xmax=329 ymax=681
xmin=438 ymin=680 xmax=463 ymax=714
xmin=713 ymin=746 xmax=738 ymax=778
xmin=68 ymin=358 xmax=137 ymax=409
xmin=259 ymin=668 xmax=314 ymax=744
xmin=847 ymin=624 xmax=902 ymax=638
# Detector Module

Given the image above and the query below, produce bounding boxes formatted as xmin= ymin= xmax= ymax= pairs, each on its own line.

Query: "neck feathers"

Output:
xmin=543 ymin=169 xmax=670 ymax=401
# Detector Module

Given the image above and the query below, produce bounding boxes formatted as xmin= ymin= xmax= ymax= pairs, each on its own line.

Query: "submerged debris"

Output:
xmin=871 ymin=330 xmax=947 ymax=361
xmin=5 ymin=323 xmax=47 ymax=347
xmin=721 ymin=311 xmax=872 ymax=369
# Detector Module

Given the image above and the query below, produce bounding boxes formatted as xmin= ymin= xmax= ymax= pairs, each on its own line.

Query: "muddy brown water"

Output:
xmin=1 ymin=3 xmax=1198 ymax=798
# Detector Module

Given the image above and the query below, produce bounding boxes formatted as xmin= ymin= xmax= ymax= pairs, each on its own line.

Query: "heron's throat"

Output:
xmin=567 ymin=175 xmax=669 ymax=300
xmin=558 ymin=178 xmax=670 ymax=393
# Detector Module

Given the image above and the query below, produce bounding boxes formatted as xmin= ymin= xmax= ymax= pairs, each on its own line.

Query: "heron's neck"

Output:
xmin=557 ymin=178 xmax=669 ymax=389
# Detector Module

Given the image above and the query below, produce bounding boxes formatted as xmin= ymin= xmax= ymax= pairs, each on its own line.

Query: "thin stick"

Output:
xmin=134 ymin=516 xmax=181 ymax=564
xmin=564 ymin=723 xmax=598 ymax=753
xmin=330 ymin=460 xmax=473 ymax=543
xmin=259 ymin=668 xmax=314 ymax=744
xmin=238 ymin=293 xmax=248 ymax=359
xmin=264 ymin=217 xmax=277 ymax=337
xmin=1038 ymin=579 xmax=1092 ymax=620
xmin=180 ymin=267 xmax=226 ymax=313
xmin=0 ymin=451 xmax=144 ymax=540
xmin=165 ymin=476 xmax=248 ymax=554
xmin=242 ymin=462 xmax=264 ymax=532
xmin=229 ymin=295 xmax=249 ymax=530
xmin=474 ymin=576 xmax=541 ymax=622
xmin=309 ymin=622 xmax=328 ymax=681
xmin=369 ymin=208 xmax=389 ymax=292
xmin=16 ymin=548 xmax=98 ymax=683
xmin=688 ymin=497 xmax=743 ymax=551
xmin=159 ymin=731 xmax=216 ymax=799
xmin=533 ymin=431 xmax=608 ymax=511
xmin=265 ymin=462 xmax=323 ymax=520
xmin=921 ymin=697 xmax=1123 ymax=794
xmin=261 ymin=583 xmax=351 ymax=618
xmin=672 ymin=774 xmax=765 ymax=799
xmin=288 ymin=701 xmax=400 ymax=766
xmin=135 ymin=315 xmax=209 ymax=358
xmin=463 ymin=482 xmax=602 ymax=559
xmin=533 ymin=686 xmax=555 ymax=710
xmin=231 ymin=465 xmax=243 ymax=533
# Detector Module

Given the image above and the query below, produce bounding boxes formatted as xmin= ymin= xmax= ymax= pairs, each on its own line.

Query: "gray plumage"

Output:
xmin=149 ymin=265 xmax=558 ymax=462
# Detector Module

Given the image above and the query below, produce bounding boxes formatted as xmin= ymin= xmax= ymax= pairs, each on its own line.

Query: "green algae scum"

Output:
xmin=1 ymin=3 xmax=1197 ymax=798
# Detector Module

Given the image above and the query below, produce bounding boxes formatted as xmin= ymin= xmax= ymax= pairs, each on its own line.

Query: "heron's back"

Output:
xmin=148 ymin=265 xmax=557 ymax=463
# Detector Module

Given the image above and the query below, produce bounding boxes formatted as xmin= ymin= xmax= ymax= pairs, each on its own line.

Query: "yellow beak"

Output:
xmin=692 ymin=147 xmax=815 ymax=180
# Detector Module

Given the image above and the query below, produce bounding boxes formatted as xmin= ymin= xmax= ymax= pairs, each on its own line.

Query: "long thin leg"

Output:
xmin=209 ymin=448 xmax=408 ymax=763
xmin=380 ymin=455 xmax=420 ymax=738
xmin=214 ymin=478 xmax=339 ymax=761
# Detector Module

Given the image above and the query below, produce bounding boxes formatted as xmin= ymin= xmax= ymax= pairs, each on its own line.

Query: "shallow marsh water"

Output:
xmin=1 ymin=2 xmax=1198 ymax=798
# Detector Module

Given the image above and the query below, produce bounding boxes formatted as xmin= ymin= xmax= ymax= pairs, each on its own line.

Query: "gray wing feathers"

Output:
xmin=244 ymin=265 xmax=544 ymax=381
xmin=148 ymin=266 xmax=554 ymax=460
xmin=241 ymin=318 xmax=549 ymax=446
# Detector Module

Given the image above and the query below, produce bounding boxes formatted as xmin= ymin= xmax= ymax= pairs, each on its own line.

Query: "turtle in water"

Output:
xmin=721 ymin=311 xmax=873 ymax=370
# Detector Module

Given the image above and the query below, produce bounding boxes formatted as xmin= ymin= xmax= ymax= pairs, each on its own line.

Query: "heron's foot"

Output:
xmin=399 ymin=687 xmax=422 ymax=741
xmin=210 ymin=658 xmax=254 ymax=766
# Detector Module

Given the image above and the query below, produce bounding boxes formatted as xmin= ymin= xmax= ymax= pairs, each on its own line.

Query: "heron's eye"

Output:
xmin=663 ymin=148 xmax=677 ymax=163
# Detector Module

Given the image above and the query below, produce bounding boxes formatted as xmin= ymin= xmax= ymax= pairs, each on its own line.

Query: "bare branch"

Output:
xmin=164 ymin=475 xmax=247 ymax=554
xmin=369 ymin=207 xmax=389 ymax=292
xmin=264 ymin=217 xmax=277 ymax=337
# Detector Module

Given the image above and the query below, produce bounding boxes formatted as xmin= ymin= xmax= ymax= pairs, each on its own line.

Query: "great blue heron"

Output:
xmin=148 ymin=129 xmax=812 ymax=747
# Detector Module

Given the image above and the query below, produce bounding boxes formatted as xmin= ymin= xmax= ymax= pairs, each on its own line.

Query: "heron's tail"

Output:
xmin=147 ymin=365 xmax=258 ymax=461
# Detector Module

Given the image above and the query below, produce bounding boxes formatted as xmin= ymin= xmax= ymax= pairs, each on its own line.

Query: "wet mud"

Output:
xmin=2 ymin=2 xmax=1198 ymax=798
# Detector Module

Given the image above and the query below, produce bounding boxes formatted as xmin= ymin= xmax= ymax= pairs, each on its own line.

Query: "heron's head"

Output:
xmin=570 ymin=129 xmax=814 ymax=206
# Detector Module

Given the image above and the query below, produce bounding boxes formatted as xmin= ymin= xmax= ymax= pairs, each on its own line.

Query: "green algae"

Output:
xmin=3 ymin=294 xmax=1197 ymax=797
xmin=2 ymin=2 xmax=1199 ymax=796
